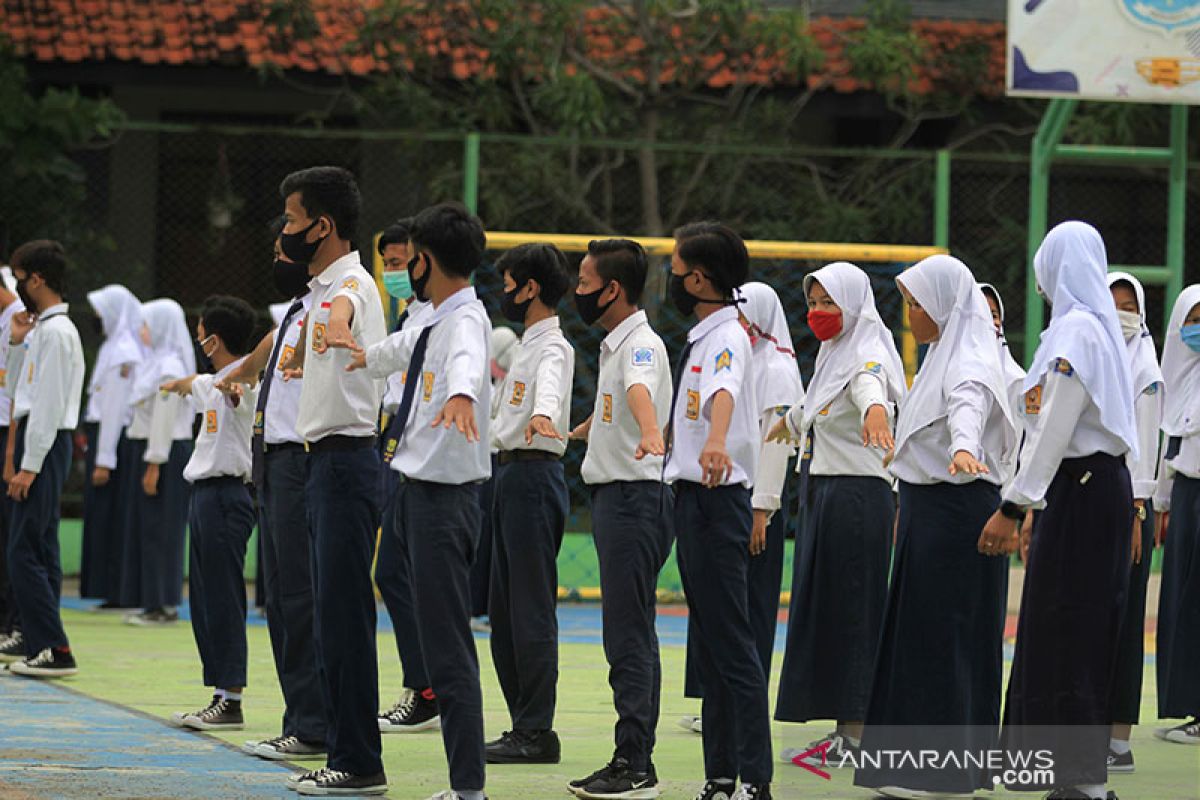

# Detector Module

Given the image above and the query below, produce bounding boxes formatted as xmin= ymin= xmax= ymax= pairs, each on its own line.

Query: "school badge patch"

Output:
xmin=312 ymin=322 xmax=327 ymax=352
xmin=1054 ymin=358 xmax=1074 ymax=377
xmin=509 ymin=380 xmax=526 ymax=406
xmin=341 ymin=278 xmax=360 ymax=291
xmin=206 ymin=409 xmax=218 ymax=433
xmin=686 ymin=389 xmax=700 ymax=420
xmin=1024 ymin=386 xmax=1043 ymax=416
xmin=602 ymin=393 xmax=613 ymax=423
xmin=422 ymin=371 xmax=435 ymax=402
xmin=714 ymin=348 xmax=733 ymax=372
xmin=864 ymin=362 xmax=882 ymax=374
xmin=631 ymin=347 xmax=654 ymax=367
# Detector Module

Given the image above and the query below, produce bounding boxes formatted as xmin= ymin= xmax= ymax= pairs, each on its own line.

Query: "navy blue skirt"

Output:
xmin=855 ymin=479 xmax=1006 ymax=794
xmin=1001 ymin=453 xmax=1131 ymax=789
xmin=137 ymin=440 xmax=192 ymax=609
xmin=113 ymin=438 xmax=148 ymax=607
xmin=79 ymin=422 xmax=125 ymax=599
xmin=1157 ymin=474 xmax=1200 ymax=719
xmin=775 ymin=474 xmax=892 ymax=723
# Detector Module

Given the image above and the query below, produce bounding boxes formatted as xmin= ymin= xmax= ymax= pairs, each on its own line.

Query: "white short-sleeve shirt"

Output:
xmin=581 ymin=310 xmax=671 ymax=485
xmin=663 ymin=306 xmax=758 ymax=488
xmin=183 ymin=361 xmax=258 ymax=482
xmin=490 ymin=316 xmax=574 ymax=455
xmin=263 ymin=295 xmax=311 ymax=446
xmin=294 ymin=252 xmax=387 ymax=442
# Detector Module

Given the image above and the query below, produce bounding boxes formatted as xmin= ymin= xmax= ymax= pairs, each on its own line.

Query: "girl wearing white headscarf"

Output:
xmin=985 ymin=221 xmax=1137 ymax=800
xmin=855 ymin=255 xmax=1017 ymax=797
xmin=1105 ymin=272 xmax=1165 ymax=765
xmin=770 ymin=262 xmax=904 ymax=766
xmin=1150 ymin=284 xmax=1200 ymax=747
xmin=80 ymin=285 xmax=144 ymax=606
xmin=119 ymin=299 xmax=197 ymax=623
xmin=681 ymin=282 xmax=806 ymax=716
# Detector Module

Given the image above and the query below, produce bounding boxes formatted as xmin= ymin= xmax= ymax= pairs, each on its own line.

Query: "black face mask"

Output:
xmin=575 ymin=283 xmax=616 ymax=327
xmin=279 ymin=218 xmax=327 ymax=264
xmin=194 ymin=336 xmax=215 ymax=374
xmin=408 ymin=253 xmax=431 ymax=303
xmin=500 ymin=284 xmax=532 ymax=324
xmin=272 ymin=258 xmax=310 ymax=299
xmin=669 ymin=272 xmax=700 ymax=316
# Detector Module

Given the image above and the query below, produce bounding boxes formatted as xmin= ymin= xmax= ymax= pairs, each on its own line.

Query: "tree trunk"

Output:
xmin=637 ymin=106 xmax=666 ymax=322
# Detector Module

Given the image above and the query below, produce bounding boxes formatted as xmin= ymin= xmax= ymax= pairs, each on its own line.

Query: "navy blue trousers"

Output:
xmin=470 ymin=464 xmax=497 ymax=618
xmin=400 ymin=479 xmax=486 ymax=792
xmin=375 ymin=474 xmax=429 ymax=690
xmin=674 ymin=481 xmax=773 ymax=784
xmin=307 ymin=447 xmax=383 ymax=776
xmin=592 ymin=481 xmax=674 ymax=771
xmin=187 ymin=477 xmax=254 ymax=688
xmin=489 ymin=459 xmax=568 ymax=730
xmin=259 ymin=446 xmax=327 ymax=744
xmin=1110 ymin=499 xmax=1154 ymax=724
xmin=7 ymin=428 xmax=72 ymax=655
xmin=0 ymin=425 xmax=18 ymax=635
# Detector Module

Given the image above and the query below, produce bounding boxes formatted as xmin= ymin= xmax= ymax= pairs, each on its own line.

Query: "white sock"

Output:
xmin=1110 ymin=737 xmax=1131 ymax=755
xmin=223 ymin=691 xmax=242 ymax=702
xmin=1076 ymin=783 xmax=1106 ymax=800
xmin=215 ymin=689 xmax=226 ymax=699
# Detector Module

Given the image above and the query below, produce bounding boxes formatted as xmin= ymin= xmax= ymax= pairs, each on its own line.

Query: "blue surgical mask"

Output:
xmin=1182 ymin=322 xmax=1200 ymax=354
xmin=382 ymin=270 xmax=412 ymax=300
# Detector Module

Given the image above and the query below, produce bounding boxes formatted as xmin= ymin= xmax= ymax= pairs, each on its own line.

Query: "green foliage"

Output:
xmin=0 ymin=40 xmax=123 ymax=252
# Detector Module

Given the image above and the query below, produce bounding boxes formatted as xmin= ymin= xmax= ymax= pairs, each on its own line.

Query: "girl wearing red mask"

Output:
xmin=768 ymin=261 xmax=905 ymax=769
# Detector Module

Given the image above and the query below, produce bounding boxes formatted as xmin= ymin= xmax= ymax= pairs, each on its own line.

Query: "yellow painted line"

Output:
xmin=486 ymin=231 xmax=946 ymax=263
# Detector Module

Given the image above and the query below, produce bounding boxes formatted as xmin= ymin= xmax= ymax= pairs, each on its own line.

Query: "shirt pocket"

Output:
xmin=308 ymin=304 xmax=332 ymax=357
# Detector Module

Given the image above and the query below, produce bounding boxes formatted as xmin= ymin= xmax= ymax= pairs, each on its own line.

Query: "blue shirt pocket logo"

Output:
xmin=631 ymin=347 xmax=654 ymax=367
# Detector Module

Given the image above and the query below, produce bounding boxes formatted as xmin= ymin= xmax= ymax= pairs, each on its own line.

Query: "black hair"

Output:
xmin=377 ymin=217 xmax=414 ymax=255
xmin=200 ymin=295 xmax=257 ymax=356
xmin=586 ymin=238 xmax=648 ymax=305
xmin=278 ymin=166 xmax=361 ymax=242
xmin=673 ymin=221 xmax=749 ymax=297
xmin=409 ymin=202 xmax=486 ymax=279
xmin=496 ymin=243 xmax=572 ymax=307
xmin=10 ymin=239 xmax=68 ymax=296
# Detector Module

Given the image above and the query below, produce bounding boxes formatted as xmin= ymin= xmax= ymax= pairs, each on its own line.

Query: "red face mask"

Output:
xmin=807 ymin=309 xmax=843 ymax=341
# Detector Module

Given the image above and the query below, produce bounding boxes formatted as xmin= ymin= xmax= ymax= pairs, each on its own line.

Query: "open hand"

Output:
xmin=524 ymin=414 xmax=563 ymax=445
xmin=698 ymin=437 xmax=732 ymax=488
xmin=861 ymin=404 xmax=893 ymax=450
xmin=7 ymin=470 xmax=34 ymax=501
xmin=635 ymin=428 xmax=665 ymax=460
xmin=433 ymin=394 xmax=479 ymax=442
xmin=949 ymin=450 xmax=989 ymax=477
xmin=767 ymin=417 xmax=797 ymax=445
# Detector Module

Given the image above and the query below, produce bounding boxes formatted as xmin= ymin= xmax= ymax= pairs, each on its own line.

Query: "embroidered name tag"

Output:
xmin=602 ymin=393 xmax=613 ymax=423
xmin=509 ymin=380 xmax=526 ymax=406
xmin=686 ymin=389 xmax=700 ymax=420
xmin=206 ymin=409 xmax=218 ymax=433
xmin=1025 ymin=386 xmax=1043 ymax=416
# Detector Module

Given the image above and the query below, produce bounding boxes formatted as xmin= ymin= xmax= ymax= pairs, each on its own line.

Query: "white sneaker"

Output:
xmin=1157 ymin=717 xmax=1200 ymax=745
xmin=676 ymin=715 xmax=699 ymax=732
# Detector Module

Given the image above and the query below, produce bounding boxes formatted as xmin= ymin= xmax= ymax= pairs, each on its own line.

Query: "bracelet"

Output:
xmin=998 ymin=501 xmax=1025 ymax=522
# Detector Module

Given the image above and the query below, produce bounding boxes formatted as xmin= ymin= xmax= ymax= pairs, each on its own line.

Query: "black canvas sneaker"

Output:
xmin=378 ymin=689 xmax=440 ymax=733
xmin=244 ymin=734 xmax=326 ymax=761
xmin=0 ymin=631 xmax=24 ymax=663
xmin=9 ymin=648 xmax=77 ymax=678
xmin=183 ymin=697 xmax=244 ymax=730
xmin=692 ymin=780 xmax=736 ymax=800
xmin=1106 ymin=747 xmax=1135 ymax=773
xmin=485 ymin=728 xmax=561 ymax=764
xmin=294 ymin=769 xmax=387 ymax=796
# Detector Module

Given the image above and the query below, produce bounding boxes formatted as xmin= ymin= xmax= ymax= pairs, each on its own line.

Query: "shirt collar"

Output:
xmin=521 ymin=315 xmax=560 ymax=344
xmin=687 ymin=306 xmax=737 ymax=343
xmin=602 ymin=309 xmax=648 ymax=353
xmin=430 ymin=287 xmax=478 ymax=323
xmin=313 ymin=251 xmax=362 ymax=287
xmin=39 ymin=302 xmax=69 ymax=319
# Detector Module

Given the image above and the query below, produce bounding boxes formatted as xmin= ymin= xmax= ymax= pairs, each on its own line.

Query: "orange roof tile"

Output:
xmin=1 ymin=1 xmax=1005 ymax=96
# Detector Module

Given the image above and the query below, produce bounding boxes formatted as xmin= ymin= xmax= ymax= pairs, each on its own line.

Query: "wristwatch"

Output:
xmin=1135 ymin=504 xmax=1147 ymax=521
xmin=999 ymin=501 xmax=1026 ymax=522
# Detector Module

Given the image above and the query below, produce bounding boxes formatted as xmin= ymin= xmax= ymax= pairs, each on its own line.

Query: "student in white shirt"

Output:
xmin=485 ymin=242 xmax=574 ymax=766
xmin=348 ymin=201 xmax=492 ymax=800
xmin=0 ymin=240 xmax=85 ymax=678
xmin=983 ymin=222 xmax=1137 ymax=800
xmin=219 ymin=238 xmax=329 ymax=763
xmin=1105 ymin=272 xmax=1165 ymax=768
xmin=856 ymin=254 xmax=1017 ymax=798
xmin=278 ymin=166 xmax=388 ymax=798
xmin=160 ymin=296 xmax=258 ymax=731
xmin=769 ymin=261 xmax=905 ymax=767
xmin=1149 ymin=284 xmax=1200 ymax=747
xmin=0 ymin=265 xmax=25 ymax=649
xmin=665 ymin=221 xmax=772 ymax=800
xmin=122 ymin=299 xmax=196 ymax=626
xmin=567 ymin=238 xmax=674 ymax=798
xmin=81 ymin=284 xmax=143 ymax=609
xmin=372 ymin=220 xmax=441 ymax=736
xmin=680 ymin=282 xmax=805 ymax=734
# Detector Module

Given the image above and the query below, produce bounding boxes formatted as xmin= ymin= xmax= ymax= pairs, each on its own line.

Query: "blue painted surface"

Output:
xmin=0 ymin=673 xmax=297 ymax=799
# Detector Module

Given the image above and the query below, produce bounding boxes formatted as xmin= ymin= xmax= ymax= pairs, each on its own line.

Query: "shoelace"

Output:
xmin=197 ymin=699 xmax=230 ymax=720
xmin=264 ymin=735 xmax=297 ymax=751
xmin=389 ymin=690 xmax=418 ymax=721
xmin=26 ymin=649 xmax=53 ymax=667
xmin=314 ymin=769 xmax=351 ymax=786
xmin=298 ymin=767 xmax=330 ymax=784
xmin=694 ymin=781 xmax=731 ymax=800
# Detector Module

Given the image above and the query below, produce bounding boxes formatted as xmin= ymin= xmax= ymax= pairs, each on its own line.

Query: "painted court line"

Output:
xmin=0 ymin=672 xmax=298 ymax=799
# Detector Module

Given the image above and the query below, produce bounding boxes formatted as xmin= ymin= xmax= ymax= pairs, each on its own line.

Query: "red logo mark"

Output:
xmin=790 ymin=740 xmax=833 ymax=780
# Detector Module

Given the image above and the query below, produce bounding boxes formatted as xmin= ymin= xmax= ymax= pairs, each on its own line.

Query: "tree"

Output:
xmin=0 ymin=40 xmax=124 ymax=256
